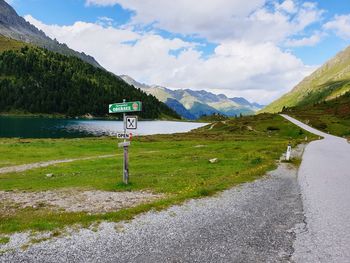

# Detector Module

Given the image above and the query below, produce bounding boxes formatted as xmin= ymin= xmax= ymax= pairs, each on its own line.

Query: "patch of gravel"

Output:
xmin=1 ymin=144 xmax=307 ymax=262
xmin=0 ymin=190 xmax=164 ymax=214
xmin=0 ymin=155 xmax=116 ymax=174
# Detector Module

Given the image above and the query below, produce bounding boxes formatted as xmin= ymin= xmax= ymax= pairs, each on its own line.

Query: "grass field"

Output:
xmin=0 ymin=114 xmax=316 ymax=234
xmin=283 ymin=92 xmax=350 ymax=138
xmin=0 ymin=35 xmax=27 ymax=53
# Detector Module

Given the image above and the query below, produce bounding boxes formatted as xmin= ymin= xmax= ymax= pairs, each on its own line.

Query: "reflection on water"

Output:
xmin=0 ymin=117 xmax=207 ymax=138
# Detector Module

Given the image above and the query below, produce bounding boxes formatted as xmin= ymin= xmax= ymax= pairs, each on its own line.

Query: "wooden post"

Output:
xmin=122 ymin=99 xmax=129 ymax=184
xmin=110 ymin=99 xmax=141 ymax=186
xmin=123 ymin=145 xmax=129 ymax=184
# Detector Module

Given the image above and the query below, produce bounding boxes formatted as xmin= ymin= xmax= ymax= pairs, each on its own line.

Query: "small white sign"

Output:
xmin=126 ymin=116 xmax=137 ymax=129
xmin=117 ymin=133 xmax=130 ymax=139
xmin=118 ymin=141 xmax=131 ymax=148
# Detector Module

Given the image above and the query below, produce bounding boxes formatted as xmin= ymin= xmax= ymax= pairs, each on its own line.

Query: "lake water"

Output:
xmin=0 ymin=117 xmax=208 ymax=138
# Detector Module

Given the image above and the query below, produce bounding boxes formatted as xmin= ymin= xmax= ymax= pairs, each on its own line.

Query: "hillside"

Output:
xmin=0 ymin=45 xmax=180 ymax=119
xmin=283 ymin=92 xmax=350 ymax=137
xmin=0 ymin=0 xmax=101 ymax=68
xmin=0 ymin=34 xmax=27 ymax=52
xmin=262 ymin=45 xmax=350 ymax=113
xmin=120 ymin=75 xmax=264 ymax=119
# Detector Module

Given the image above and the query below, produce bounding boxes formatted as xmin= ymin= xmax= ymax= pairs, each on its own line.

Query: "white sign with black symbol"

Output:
xmin=126 ymin=116 xmax=137 ymax=129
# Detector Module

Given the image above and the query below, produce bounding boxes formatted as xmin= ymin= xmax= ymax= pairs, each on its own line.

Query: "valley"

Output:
xmin=0 ymin=0 xmax=350 ymax=262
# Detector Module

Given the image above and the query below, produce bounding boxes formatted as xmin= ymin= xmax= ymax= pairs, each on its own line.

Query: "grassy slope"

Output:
xmin=0 ymin=34 xmax=28 ymax=53
xmin=0 ymin=114 xmax=317 ymax=234
xmin=283 ymin=92 xmax=350 ymax=138
xmin=262 ymin=45 xmax=350 ymax=113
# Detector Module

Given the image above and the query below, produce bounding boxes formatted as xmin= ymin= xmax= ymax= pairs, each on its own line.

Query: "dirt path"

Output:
xmin=0 ymin=155 xmax=116 ymax=174
xmin=0 ymin=189 xmax=164 ymax=214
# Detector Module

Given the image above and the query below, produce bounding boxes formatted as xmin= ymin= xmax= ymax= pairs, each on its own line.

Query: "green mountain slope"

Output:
xmin=283 ymin=92 xmax=350 ymax=137
xmin=0 ymin=0 xmax=101 ymax=68
xmin=0 ymin=34 xmax=27 ymax=52
xmin=0 ymin=44 xmax=180 ymax=119
xmin=262 ymin=45 xmax=350 ymax=113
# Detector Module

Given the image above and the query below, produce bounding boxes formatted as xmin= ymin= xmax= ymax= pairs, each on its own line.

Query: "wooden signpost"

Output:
xmin=109 ymin=99 xmax=142 ymax=184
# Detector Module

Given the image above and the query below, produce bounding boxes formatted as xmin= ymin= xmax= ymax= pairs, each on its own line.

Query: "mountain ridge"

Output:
xmin=120 ymin=75 xmax=264 ymax=119
xmin=0 ymin=0 xmax=101 ymax=68
xmin=262 ymin=45 xmax=350 ymax=113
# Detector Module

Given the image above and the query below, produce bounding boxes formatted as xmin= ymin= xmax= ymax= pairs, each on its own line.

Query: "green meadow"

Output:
xmin=0 ymin=114 xmax=316 ymax=234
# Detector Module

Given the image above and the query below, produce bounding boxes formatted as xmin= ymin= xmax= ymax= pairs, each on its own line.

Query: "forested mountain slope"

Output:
xmin=0 ymin=45 xmax=180 ymax=119
xmin=0 ymin=0 xmax=101 ymax=68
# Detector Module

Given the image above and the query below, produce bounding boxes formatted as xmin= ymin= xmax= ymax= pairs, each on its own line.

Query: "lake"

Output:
xmin=0 ymin=116 xmax=208 ymax=138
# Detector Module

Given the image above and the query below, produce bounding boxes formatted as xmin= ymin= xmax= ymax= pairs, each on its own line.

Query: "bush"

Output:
xmin=266 ymin=126 xmax=280 ymax=131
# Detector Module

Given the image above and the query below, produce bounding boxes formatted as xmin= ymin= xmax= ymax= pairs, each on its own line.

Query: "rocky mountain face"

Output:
xmin=120 ymin=75 xmax=264 ymax=119
xmin=0 ymin=0 xmax=101 ymax=68
xmin=262 ymin=45 xmax=350 ymax=113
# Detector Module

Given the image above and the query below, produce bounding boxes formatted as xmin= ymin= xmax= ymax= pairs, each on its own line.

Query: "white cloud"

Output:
xmin=324 ymin=15 xmax=350 ymax=40
xmin=285 ymin=32 xmax=323 ymax=47
xmin=85 ymin=0 xmax=323 ymax=44
xmin=25 ymin=15 xmax=315 ymax=104
xmin=275 ymin=0 xmax=297 ymax=14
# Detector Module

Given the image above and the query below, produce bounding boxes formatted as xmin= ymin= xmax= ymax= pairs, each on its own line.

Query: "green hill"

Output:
xmin=283 ymin=92 xmax=350 ymax=137
xmin=0 ymin=34 xmax=27 ymax=52
xmin=0 ymin=42 xmax=180 ymax=119
xmin=262 ymin=45 xmax=350 ymax=113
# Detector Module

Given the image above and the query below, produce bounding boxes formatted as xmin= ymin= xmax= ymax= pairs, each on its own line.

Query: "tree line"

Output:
xmin=0 ymin=46 xmax=179 ymax=119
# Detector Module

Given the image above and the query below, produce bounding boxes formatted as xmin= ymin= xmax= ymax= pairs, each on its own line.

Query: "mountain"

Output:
xmin=262 ymin=45 xmax=350 ymax=113
xmin=0 ymin=0 xmax=101 ymax=68
xmin=0 ymin=41 xmax=180 ymax=119
xmin=165 ymin=98 xmax=196 ymax=120
xmin=120 ymin=75 xmax=264 ymax=119
xmin=230 ymin=97 xmax=265 ymax=111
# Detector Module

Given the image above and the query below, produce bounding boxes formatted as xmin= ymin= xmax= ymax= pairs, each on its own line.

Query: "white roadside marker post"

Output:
xmin=286 ymin=143 xmax=292 ymax=161
xmin=109 ymin=99 xmax=142 ymax=185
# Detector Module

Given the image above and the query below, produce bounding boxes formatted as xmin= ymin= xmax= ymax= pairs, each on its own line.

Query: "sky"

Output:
xmin=6 ymin=0 xmax=350 ymax=104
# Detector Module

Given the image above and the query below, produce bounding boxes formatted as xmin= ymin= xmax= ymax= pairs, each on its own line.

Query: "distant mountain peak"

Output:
xmin=121 ymin=75 xmax=264 ymax=119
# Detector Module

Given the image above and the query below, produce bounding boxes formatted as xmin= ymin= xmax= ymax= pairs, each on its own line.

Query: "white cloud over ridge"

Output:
xmin=25 ymin=13 xmax=316 ymax=104
xmin=25 ymin=1 xmax=327 ymax=104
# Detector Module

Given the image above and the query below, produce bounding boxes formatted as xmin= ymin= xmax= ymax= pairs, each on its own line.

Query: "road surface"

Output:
xmin=281 ymin=114 xmax=350 ymax=262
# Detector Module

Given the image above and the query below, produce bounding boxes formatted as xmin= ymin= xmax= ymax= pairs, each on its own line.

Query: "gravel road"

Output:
xmin=1 ymin=147 xmax=305 ymax=263
xmin=281 ymin=115 xmax=350 ymax=263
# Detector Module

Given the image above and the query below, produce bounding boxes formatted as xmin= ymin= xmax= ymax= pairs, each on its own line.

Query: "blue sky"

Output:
xmin=8 ymin=0 xmax=350 ymax=103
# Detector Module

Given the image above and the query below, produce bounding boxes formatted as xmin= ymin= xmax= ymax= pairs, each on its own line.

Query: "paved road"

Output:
xmin=281 ymin=115 xmax=350 ymax=262
xmin=1 ymin=150 xmax=305 ymax=262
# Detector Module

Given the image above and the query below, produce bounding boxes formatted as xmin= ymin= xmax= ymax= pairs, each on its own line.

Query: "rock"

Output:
xmin=46 ymin=173 xmax=54 ymax=178
xmin=209 ymin=158 xmax=218 ymax=164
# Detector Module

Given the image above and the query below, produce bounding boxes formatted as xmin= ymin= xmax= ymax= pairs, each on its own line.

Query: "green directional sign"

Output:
xmin=109 ymin=101 xmax=142 ymax=113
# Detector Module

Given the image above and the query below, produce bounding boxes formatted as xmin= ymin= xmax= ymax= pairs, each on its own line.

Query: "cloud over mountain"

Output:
xmin=24 ymin=1 xmax=327 ymax=104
